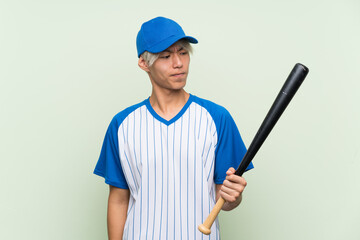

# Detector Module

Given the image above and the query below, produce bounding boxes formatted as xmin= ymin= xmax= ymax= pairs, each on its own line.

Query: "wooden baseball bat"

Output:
xmin=198 ymin=63 xmax=309 ymax=235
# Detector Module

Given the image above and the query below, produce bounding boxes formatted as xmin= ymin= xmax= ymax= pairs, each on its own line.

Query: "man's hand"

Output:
xmin=216 ymin=167 xmax=247 ymax=211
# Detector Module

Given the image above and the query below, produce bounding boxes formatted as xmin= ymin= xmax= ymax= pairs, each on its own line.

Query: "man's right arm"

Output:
xmin=107 ymin=185 xmax=130 ymax=240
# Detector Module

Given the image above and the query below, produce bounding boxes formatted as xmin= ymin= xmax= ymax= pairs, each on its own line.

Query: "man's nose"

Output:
xmin=172 ymin=54 xmax=183 ymax=68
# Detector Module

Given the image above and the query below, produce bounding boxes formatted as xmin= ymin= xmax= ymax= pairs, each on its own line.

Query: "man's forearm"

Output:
xmin=107 ymin=187 xmax=129 ymax=240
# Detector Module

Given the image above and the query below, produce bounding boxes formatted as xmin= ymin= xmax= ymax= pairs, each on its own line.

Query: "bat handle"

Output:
xmin=198 ymin=197 xmax=226 ymax=235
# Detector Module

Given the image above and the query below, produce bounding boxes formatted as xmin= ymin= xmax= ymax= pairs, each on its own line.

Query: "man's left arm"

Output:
xmin=216 ymin=167 xmax=247 ymax=211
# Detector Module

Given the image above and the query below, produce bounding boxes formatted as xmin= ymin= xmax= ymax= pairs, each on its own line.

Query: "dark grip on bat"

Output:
xmin=235 ymin=63 xmax=309 ymax=176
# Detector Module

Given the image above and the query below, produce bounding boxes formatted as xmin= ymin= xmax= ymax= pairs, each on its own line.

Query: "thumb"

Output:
xmin=226 ymin=167 xmax=236 ymax=175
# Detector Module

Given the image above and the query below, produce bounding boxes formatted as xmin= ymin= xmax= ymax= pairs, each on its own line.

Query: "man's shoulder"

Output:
xmin=110 ymin=99 xmax=147 ymax=127
xmin=191 ymin=94 xmax=231 ymax=118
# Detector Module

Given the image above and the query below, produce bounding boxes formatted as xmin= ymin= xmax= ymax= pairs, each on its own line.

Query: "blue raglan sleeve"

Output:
xmin=93 ymin=117 xmax=129 ymax=189
xmin=213 ymin=108 xmax=254 ymax=184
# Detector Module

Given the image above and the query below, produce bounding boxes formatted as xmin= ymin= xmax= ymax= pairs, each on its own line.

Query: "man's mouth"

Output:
xmin=171 ymin=72 xmax=186 ymax=77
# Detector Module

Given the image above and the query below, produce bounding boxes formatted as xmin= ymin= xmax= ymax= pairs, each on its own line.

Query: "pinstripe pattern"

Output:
xmin=116 ymin=98 xmax=220 ymax=239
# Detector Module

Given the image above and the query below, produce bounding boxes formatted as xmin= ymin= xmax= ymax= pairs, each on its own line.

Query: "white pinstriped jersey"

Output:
xmin=94 ymin=94 xmax=253 ymax=239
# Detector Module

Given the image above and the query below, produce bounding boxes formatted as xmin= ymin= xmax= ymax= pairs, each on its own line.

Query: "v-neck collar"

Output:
xmin=145 ymin=94 xmax=194 ymax=126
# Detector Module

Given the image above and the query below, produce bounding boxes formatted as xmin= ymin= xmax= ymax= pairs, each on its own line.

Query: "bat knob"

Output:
xmin=198 ymin=197 xmax=226 ymax=235
xmin=198 ymin=224 xmax=211 ymax=235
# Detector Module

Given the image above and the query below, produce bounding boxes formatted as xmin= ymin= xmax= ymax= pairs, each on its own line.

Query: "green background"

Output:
xmin=1 ymin=0 xmax=359 ymax=239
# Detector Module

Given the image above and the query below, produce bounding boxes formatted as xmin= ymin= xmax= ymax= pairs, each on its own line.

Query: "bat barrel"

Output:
xmin=235 ymin=63 xmax=308 ymax=176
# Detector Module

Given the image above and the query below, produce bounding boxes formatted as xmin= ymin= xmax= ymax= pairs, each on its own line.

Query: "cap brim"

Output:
xmin=147 ymin=35 xmax=198 ymax=54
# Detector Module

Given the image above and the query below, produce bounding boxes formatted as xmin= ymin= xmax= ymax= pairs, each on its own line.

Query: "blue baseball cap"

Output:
xmin=136 ymin=16 xmax=198 ymax=58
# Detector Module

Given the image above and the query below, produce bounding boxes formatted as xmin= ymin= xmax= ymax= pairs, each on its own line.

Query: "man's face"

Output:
xmin=147 ymin=43 xmax=190 ymax=91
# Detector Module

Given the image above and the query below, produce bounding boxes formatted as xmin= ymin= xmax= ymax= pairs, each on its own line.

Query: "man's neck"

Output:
xmin=149 ymin=89 xmax=189 ymax=121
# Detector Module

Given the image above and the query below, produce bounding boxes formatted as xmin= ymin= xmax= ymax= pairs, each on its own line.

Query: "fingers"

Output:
xmin=225 ymin=174 xmax=247 ymax=187
xmin=220 ymin=169 xmax=247 ymax=203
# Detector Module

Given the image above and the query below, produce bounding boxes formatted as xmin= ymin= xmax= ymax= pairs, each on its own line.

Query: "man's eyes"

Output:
xmin=160 ymin=51 xmax=188 ymax=59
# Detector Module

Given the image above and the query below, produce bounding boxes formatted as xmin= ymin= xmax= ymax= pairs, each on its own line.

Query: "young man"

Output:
xmin=94 ymin=16 xmax=253 ymax=239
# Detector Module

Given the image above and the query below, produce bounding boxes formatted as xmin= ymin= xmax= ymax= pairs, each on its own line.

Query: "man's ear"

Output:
xmin=138 ymin=57 xmax=150 ymax=72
